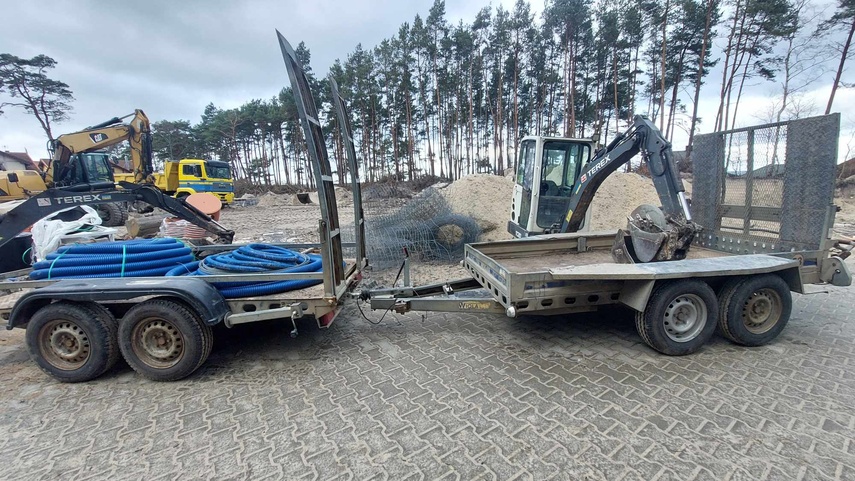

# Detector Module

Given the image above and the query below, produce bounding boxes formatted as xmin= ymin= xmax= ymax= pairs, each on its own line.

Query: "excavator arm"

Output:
xmin=560 ymin=115 xmax=700 ymax=262
xmin=0 ymin=183 xmax=234 ymax=252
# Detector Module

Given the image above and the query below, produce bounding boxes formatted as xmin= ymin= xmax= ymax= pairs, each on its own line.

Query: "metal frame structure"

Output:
xmin=277 ymin=31 xmax=345 ymax=300
xmin=330 ymin=78 xmax=367 ymax=266
xmin=691 ymin=114 xmax=841 ymax=284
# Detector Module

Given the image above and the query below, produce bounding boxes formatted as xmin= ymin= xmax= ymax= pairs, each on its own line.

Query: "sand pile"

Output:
xmin=588 ymin=172 xmax=662 ymax=230
xmin=335 ymin=187 xmax=353 ymax=206
xmin=257 ymin=192 xmax=290 ymax=207
xmin=438 ymin=174 xmax=515 ymax=241
xmin=436 ymin=171 xmax=667 ymax=236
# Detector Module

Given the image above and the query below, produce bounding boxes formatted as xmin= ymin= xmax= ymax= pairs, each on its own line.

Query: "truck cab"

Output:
xmin=162 ymin=159 xmax=234 ymax=204
xmin=508 ymin=136 xmax=596 ymax=237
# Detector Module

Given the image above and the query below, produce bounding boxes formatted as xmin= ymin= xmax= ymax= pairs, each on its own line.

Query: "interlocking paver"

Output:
xmin=0 ymin=283 xmax=854 ymax=479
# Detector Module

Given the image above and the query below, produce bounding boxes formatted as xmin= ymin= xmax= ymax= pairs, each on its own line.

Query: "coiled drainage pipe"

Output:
xmin=30 ymin=238 xmax=194 ymax=280
xmin=166 ymin=243 xmax=323 ymax=299
xmin=31 ymin=239 xmax=324 ymax=300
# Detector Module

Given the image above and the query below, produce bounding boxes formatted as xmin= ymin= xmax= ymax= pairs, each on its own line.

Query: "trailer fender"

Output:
xmin=7 ymin=277 xmax=228 ymax=329
xmin=618 ymin=264 xmax=804 ymax=313
xmin=619 ymin=280 xmax=656 ymax=312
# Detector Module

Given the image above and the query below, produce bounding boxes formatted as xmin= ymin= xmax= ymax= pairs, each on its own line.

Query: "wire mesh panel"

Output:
xmin=342 ymin=185 xmax=481 ymax=269
xmin=692 ymin=114 xmax=840 ymax=255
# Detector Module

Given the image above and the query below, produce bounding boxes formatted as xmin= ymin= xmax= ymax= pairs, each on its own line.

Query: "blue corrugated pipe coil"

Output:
xmin=30 ymin=238 xmax=323 ymax=299
xmin=167 ymin=243 xmax=323 ymax=298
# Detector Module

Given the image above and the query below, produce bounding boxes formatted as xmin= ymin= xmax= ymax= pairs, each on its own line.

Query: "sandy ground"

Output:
xmin=221 ymin=196 xmax=354 ymax=244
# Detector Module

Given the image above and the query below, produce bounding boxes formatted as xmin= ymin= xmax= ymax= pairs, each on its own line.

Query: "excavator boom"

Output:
xmin=0 ymin=183 xmax=234 ymax=251
xmin=559 ymin=115 xmax=700 ymax=262
xmin=560 ymin=116 xmax=691 ymax=232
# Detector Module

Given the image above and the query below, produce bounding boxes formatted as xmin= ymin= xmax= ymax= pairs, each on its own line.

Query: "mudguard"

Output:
xmin=7 ymin=277 xmax=229 ymax=329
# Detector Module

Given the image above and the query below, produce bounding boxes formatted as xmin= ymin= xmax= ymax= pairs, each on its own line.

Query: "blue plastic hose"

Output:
xmin=29 ymin=238 xmax=193 ymax=280
xmin=29 ymin=239 xmax=325 ymax=299
xmin=166 ymin=243 xmax=323 ymax=299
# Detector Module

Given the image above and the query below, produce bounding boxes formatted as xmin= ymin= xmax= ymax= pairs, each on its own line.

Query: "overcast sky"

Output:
xmin=1 ymin=0 xmax=854 ymax=162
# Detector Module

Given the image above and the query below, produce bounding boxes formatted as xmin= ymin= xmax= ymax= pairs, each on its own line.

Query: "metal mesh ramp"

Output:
xmin=691 ymin=114 xmax=840 ymax=257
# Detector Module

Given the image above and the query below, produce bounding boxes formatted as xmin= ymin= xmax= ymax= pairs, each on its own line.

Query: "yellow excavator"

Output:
xmin=0 ymin=110 xmax=234 ymax=249
xmin=0 ymin=110 xmax=154 ymax=225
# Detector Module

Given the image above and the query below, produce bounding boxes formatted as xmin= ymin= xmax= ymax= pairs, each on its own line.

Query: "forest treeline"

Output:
xmin=146 ymin=0 xmax=855 ymax=188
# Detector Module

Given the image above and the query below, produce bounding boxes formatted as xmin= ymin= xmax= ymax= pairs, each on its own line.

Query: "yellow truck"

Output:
xmin=0 ymin=170 xmax=48 ymax=202
xmin=115 ymin=158 xmax=234 ymax=204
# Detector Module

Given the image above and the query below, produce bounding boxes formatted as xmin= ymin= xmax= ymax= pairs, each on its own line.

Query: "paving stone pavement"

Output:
xmin=0 ymin=284 xmax=853 ymax=480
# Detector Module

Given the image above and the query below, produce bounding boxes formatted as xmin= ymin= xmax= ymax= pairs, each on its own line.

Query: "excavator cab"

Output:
xmin=508 ymin=136 xmax=595 ymax=237
xmin=50 ymin=152 xmax=116 ymax=191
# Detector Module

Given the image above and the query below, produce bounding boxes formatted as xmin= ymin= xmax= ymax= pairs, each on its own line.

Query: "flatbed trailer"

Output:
xmin=366 ymin=231 xmax=840 ymax=356
xmin=0 ymin=33 xmax=369 ymax=383
xmin=365 ymin=114 xmax=853 ymax=356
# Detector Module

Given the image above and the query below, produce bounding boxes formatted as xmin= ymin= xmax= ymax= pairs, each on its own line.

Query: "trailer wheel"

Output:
xmin=718 ymin=274 xmax=792 ymax=347
xmin=25 ymin=302 xmax=119 ymax=382
xmin=635 ymin=280 xmax=718 ymax=355
xmin=118 ymin=299 xmax=212 ymax=381
xmin=96 ymin=202 xmax=128 ymax=227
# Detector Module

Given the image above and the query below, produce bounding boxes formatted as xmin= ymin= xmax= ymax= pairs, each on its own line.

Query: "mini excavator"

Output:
xmin=508 ymin=115 xmax=700 ymax=263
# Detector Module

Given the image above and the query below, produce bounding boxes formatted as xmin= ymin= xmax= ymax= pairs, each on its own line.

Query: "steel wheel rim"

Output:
xmin=663 ymin=293 xmax=707 ymax=343
xmin=742 ymin=288 xmax=782 ymax=334
xmin=131 ymin=317 xmax=185 ymax=369
xmin=39 ymin=319 xmax=91 ymax=370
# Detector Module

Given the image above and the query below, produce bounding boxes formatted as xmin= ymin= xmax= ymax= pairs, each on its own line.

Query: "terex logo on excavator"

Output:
xmin=583 ymin=155 xmax=611 ymax=182
xmin=37 ymin=194 xmax=105 ymax=207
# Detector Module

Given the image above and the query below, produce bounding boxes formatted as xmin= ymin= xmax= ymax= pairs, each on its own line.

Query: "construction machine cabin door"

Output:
xmin=509 ymin=139 xmax=537 ymax=237
xmin=535 ymin=140 xmax=590 ymax=232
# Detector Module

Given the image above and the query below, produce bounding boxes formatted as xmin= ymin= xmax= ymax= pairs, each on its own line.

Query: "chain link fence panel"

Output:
xmin=342 ymin=184 xmax=481 ymax=269
xmin=692 ymin=114 xmax=839 ymax=255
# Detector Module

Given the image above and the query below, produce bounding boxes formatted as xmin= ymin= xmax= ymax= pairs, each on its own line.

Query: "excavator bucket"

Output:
xmin=612 ymin=204 xmax=697 ymax=264
xmin=295 ymin=193 xmax=311 ymax=204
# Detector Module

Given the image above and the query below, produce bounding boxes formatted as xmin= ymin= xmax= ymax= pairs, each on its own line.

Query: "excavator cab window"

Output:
xmin=516 ymin=140 xmax=536 ymax=190
xmin=57 ymin=153 xmax=114 ymax=187
xmin=536 ymin=141 xmax=590 ymax=229
xmin=80 ymin=154 xmax=113 ymax=183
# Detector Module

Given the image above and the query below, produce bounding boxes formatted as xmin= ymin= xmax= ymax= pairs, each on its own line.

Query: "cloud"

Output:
xmin=4 ymin=0 xmax=512 ymax=156
xmin=1 ymin=0 xmax=851 ymax=165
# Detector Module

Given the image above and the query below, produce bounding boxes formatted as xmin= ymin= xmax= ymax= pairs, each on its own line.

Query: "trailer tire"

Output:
xmin=25 ymin=302 xmax=119 ymax=382
xmin=635 ymin=280 xmax=718 ymax=355
xmin=97 ymin=202 xmax=129 ymax=227
xmin=718 ymin=274 xmax=791 ymax=347
xmin=118 ymin=299 xmax=212 ymax=381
